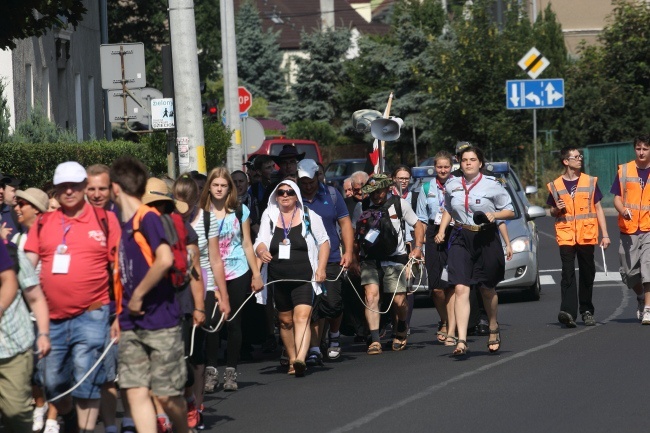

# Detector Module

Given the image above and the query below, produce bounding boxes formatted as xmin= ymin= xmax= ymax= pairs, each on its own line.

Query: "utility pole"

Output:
xmin=221 ymin=0 xmax=243 ymax=173
xmin=168 ymin=0 xmax=206 ymax=174
xmin=99 ymin=0 xmax=112 ymax=140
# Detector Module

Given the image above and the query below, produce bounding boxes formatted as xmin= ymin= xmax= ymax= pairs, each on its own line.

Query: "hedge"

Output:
xmin=0 ymin=119 xmax=233 ymax=189
xmin=0 ymin=139 xmax=167 ymax=189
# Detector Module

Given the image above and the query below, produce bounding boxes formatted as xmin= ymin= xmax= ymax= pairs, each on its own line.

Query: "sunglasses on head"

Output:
xmin=277 ymin=189 xmax=296 ymax=197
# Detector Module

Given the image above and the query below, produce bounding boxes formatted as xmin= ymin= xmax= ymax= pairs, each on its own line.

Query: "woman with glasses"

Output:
xmin=434 ymin=146 xmax=514 ymax=356
xmin=254 ymin=180 xmax=330 ymax=377
xmin=199 ymin=167 xmax=264 ymax=391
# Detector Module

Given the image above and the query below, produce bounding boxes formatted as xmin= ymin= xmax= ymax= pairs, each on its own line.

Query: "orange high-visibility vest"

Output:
xmin=617 ymin=162 xmax=650 ymax=234
xmin=547 ymin=173 xmax=598 ymax=246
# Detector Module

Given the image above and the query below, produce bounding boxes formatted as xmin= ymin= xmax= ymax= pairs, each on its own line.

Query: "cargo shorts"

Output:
xmin=117 ymin=326 xmax=186 ymax=397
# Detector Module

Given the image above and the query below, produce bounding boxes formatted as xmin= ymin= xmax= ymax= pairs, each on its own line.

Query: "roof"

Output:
xmin=256 ymin=118 xmax=287 ymax=131
xmin=235 ymin=0 xmax=390 ymax=50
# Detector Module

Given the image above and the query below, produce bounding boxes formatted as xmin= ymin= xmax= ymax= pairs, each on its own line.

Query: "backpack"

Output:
xmin=355 ymin=195 xmax=404 ymax=260
xmin=132 ymin=206 xmax=192 ymax=291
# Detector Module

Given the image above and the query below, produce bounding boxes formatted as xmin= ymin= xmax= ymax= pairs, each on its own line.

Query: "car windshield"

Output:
xmin=326 ymin=163 xmax=347 ymax=177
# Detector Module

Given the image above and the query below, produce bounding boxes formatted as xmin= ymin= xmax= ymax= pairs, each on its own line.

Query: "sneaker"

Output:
xmin=582 ymin=311 xmax=596 ymax=326
xmin=44 ymin=420 xmax=60 ymax=433
xmin=305 ymin=349 xmax=323 ymax=367
xmin=642 ymin=308 xmax=650 ymax=325
xmin=187 ymin=401 xmax=200 ymax=429
xmin=196 ymin=409 xmax=205 ymax=430
xmin=558 ymin=311 xmax=577 ymax=328
xmin=477 ymin=318 xmax=490 ymax=336
xmin=204 ymin=366 xmax=219 ymax=393
xmin=223 ymin=367 xmax=238 ymax=392
xmin=33 ymin=403 xmax=48 ymax=431
xmin=637 ymin=300 xmax=645 ymax=322
xmin=156 ymin=417 xmax=172 ymax=433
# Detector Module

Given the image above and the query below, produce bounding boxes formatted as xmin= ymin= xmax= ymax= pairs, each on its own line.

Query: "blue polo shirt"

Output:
xmin=302 ymin=183 xmax=348 ymax=263
xmin=0 ymin=204 xmax=19 ymax=235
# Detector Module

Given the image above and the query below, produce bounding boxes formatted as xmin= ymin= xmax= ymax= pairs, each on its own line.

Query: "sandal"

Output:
xmin=444 ymin=335 xmax=458 ymax=347
xmin=293 ymin=360 xmax=307 ymax=377
xmin=436 ymin=321 xmax=448 ymax=343
xmin=287 ymin=364 xmax=295 ymax=375
xmin=452 ymin=340 xmax=468 ymax=357
xmin=367 ymin=341 xmax=382 ymax=355
xmin=392 ymin=329 xmax=408 ymax=351
xmin=487 ymin=326 xmax=501 ymax=353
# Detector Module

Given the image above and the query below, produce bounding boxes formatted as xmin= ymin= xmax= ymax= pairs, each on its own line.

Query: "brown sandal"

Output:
xmin=436 ymin=321 xmax=448 ymax=343
xmin=452 ymin=340 xmax=468 ymax=357
xmin=487 ymin=326 xmax=501 ymax=353
xmin=444 ymin=336 xmax=458 ymax=347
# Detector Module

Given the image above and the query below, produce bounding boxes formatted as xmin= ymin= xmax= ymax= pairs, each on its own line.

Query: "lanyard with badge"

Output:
xmin=278 ymin=207 xmax=297 ymax=259
xmin=433 ymin=178 xmax=446 ymax=225
xmin=53 ymin=218 xmax=72 ymax=274
xmin=461 ymin=173 xmax=483 ymax=215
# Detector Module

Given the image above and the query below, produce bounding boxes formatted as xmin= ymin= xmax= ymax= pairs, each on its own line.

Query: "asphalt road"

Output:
xmin=8 ymin=215 xmax=645 ymax=433
xmin=193 ymin=215 xmax=647 ymax=433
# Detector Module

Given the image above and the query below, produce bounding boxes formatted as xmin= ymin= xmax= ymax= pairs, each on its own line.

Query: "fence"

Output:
xmin=583 ymin=141 xmax=635 ymax=207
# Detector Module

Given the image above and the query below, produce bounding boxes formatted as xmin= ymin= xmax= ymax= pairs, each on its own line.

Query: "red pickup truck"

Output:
xmin=248 ymin=138 xmax=323 ymax=164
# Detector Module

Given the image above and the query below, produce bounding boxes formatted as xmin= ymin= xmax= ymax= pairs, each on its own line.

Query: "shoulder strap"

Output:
xmin=92 ymin=206 xmax=109 ymax=242
xmin=203 ymin=209 xmax=211 ymax=240
xmin=423 ymin=181 xmax=430 ymax=197
xmin=411 ymin=191 xmax=419 ymax=210
xmin=132 ymin=205 xmax=160 ymax=267
xmin=303 ymin=207 xmax=317 ymax=243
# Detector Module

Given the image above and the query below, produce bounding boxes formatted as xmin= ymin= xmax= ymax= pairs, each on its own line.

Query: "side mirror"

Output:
xmin=525 ymin=185 xmax=538 ymax=195
xmin=526 ymin=205 xmax=546 ymax=220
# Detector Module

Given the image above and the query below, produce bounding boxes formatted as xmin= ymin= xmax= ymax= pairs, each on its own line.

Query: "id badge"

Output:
xmin=52 ymin=254 xmax=71 ymax=274
xmin=434 ymin=212 xmax=443 ymax=225
xmin=365 ymin=229 xmax=379 ymax=243
xmin=278 ymin=244 xmax=291 ymax=259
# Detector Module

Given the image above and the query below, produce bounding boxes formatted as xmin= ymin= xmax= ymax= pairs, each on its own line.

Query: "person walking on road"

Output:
xmin=547 ymin=146 xmax=610 ymax=328
xmin=610 ymin=135 xmax=650 ymax=324
xmin=434 ymin=146 xmax=514 ymax=356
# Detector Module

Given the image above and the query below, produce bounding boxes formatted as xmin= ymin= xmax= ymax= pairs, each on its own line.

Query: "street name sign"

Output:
xmin=506 ymin=79 xmax=565 ymax=110
xmin=100 ymin=43 xmax=146 ymax=90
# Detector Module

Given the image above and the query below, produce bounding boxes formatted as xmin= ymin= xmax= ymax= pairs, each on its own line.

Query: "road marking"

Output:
xmin=539 ymin=275 xmax=555 ymax=286
xmin=328 ymin=285 xmax=629 ymax=433
xmin=594 ymin=272 xmax=622 ymax=282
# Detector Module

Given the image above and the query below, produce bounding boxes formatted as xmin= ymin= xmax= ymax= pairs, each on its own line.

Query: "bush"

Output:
xmin=0 ymin=140 xmax=167 ymax=188
xmin=204 ymin=119 xmax=232 ymax=170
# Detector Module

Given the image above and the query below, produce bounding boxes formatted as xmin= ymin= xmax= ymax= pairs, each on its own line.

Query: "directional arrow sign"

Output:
xmin=506 ymin=79 xmax=565 ymax=110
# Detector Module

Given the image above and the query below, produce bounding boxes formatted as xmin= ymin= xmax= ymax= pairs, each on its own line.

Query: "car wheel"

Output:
xmin=525 ymin=273 xmax=541 ymax=301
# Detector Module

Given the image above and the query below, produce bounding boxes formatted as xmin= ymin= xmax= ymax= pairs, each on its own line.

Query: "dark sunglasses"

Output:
xmin=16 ymin=199 xmax=31 ymax=208
xmin=277 ymin=189 xmax=296 ymax=197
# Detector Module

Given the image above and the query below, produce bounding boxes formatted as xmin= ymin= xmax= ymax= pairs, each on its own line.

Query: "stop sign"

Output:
xmin=238 ymin=86 xmax=252 ymax=113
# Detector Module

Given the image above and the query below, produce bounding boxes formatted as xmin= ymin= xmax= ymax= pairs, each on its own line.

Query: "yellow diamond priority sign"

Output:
xmin=518 ymin=47 xmax=550 ymax=79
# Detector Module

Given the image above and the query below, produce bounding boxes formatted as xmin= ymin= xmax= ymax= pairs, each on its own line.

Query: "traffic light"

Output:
xmin=202 ymin=99 xmax=219 ymax=122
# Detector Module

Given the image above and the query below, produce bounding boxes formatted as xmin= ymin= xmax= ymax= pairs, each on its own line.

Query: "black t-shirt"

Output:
xmin=268 ymin=224 xmax=312 ymax=280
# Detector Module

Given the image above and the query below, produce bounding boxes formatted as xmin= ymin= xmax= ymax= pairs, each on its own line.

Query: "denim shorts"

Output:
xmin=38 ymin=305 xmax=109 ymax=400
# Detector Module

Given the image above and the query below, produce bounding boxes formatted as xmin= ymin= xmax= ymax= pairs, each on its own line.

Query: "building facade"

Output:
xmin=0 ymin=0 xmax=105 ymax=140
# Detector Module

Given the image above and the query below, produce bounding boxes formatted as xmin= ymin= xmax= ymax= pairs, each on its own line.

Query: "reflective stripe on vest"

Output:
xmin=547 ymin=174 xmax=598 ymax=245
xmin=618 ymin=162 xmax=650 ymax=233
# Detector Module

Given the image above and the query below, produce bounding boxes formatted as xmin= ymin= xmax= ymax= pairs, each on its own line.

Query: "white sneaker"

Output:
xmin=43 ymin=419 xmax=60 ymax=433
xmin=33 ymin=403 xmax=48 ymax=432
xmin=642 ymin=308 xmax=650 ymax=325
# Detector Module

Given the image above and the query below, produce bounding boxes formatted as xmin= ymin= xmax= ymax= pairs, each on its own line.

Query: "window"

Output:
xmin=25 ymin=64 xmax=33 ymax=115
xmin=75 ymin=73 xmax=83 ymax=141
xmin=87 ymin=76 xmax=95 ymax=138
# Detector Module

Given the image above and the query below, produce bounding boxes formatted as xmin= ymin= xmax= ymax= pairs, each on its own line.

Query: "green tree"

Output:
xmin=11 ymin=109 xmax=77 ymax=144
xmin=279 ymin=27 xmax=351 ymax=124
xmin=235 ymin=1 xmax=285 ymax=102
xmin=286 ymin=120 xmax=341 ymax=148
xmin=340 ymin=0 xmax=446 ymax=164
xmin=1 ymin=0 xmax=87 ymax=49
xmin=560 ymin=0 xmax=650 ymax=145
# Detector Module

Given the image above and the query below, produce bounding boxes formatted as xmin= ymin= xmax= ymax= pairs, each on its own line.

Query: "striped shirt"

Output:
xmin=0 ymin=245 xmax=35 ymax=359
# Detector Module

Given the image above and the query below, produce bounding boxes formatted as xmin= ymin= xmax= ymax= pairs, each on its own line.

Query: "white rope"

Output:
xmin=345 ymin=256 xmax=425 ymax=314
xmin=46 ymin=337 xmax=118 ymax=403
